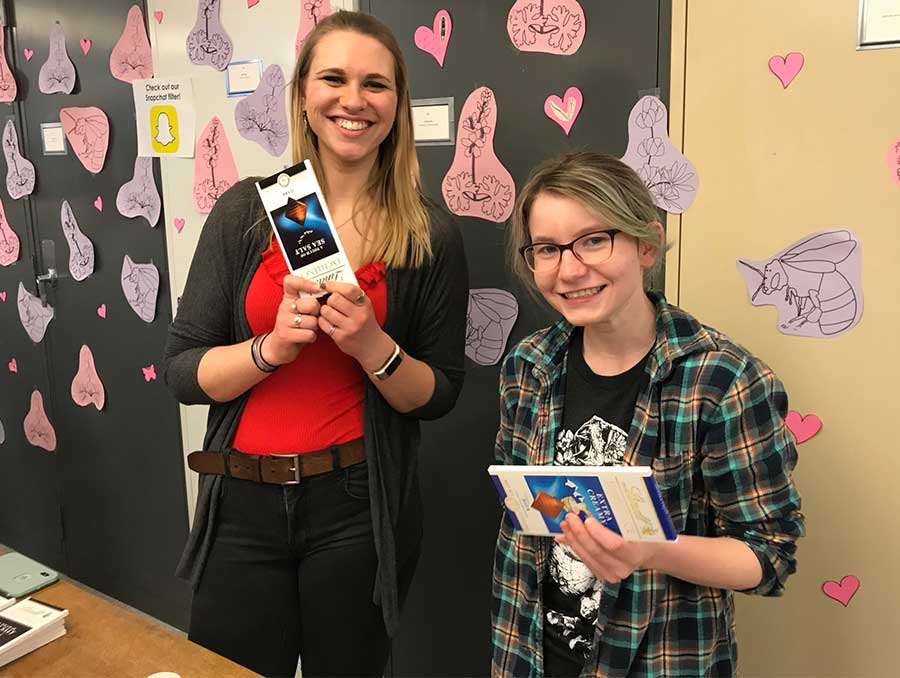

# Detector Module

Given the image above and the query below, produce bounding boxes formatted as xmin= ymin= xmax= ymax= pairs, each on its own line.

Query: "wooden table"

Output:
xmin=3 ymin=579 xmax=258 ymax=677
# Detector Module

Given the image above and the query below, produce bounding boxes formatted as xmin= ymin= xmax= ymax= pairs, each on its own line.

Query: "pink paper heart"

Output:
xmin=414 ymin=10 xmax=452 ymax=67
xmin=0 ymin=290 xmax=6 ymax=302
xmin=142 ymin=364 xmax=157 ymax=382
xmin=248 ymin=0 xmax=260 ymax=7
xmin=8 ymin=358 xmax=17 ymax=373
xmin=97 ymin=303 xmax=106 ymax=319
xmin=23 ymin=48 xmax=33 ymax=61
xmin=154 ymin=11 xmax=163 ymax=23
xmin=93 ymin=195 xmax=103 ymax=211
xmin=174 ymin=217 xmax=186 ymax=233
xmin=822 ymin=575 xmax=860 ymax=607
xmin=544 ymin=87 xmax=584 ymax=136
xmin=785 ymin=410 xmax=821 ymax=443
xmin=768 ymin=52 xmax=804 ymax=89
xmin=79 ymin=38 xmax=92 ymax=56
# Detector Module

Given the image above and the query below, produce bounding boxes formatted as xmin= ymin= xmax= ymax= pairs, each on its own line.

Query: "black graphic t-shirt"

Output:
xmin=543 ymin=328 xmax=650 ymax=677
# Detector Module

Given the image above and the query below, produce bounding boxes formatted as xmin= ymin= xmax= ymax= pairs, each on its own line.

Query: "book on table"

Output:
xmin=0 ymin=598 xmax=68 ymax=668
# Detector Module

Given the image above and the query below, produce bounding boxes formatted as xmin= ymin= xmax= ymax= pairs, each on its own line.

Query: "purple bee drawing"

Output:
xmin=466 ymin=288 xmax=519 ymax=366
xmin=17 ymin=282 xmax=54 ymax=343
xmin=121 ymin=254 xmax=159 ymax=323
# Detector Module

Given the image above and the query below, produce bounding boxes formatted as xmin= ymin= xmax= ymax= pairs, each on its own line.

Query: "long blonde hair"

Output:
xmin=290 ymin=11 xmax=431 ymax=268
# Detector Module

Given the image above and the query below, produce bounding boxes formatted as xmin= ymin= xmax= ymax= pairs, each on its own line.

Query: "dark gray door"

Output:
xmin=0 ymin=0 xmax=189 ymax=628
xmin=368 ymin=2 xmax=671 ymax=674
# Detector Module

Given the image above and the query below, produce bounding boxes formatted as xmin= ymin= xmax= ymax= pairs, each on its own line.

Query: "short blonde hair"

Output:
xmin=509 ymin=151 xmax=667 ymax=293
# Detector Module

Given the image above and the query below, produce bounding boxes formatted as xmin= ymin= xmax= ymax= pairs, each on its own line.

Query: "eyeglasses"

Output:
xmin=520 ymin=230 xmax=621 ymax=273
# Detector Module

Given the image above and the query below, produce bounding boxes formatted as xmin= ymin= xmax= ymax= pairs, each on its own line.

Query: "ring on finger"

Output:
xmin=328 ymin=323 xmax=337 ymax=337
xmin=353 ymin=292 xmax=365 ymax=305
xmin=293 ymin=314 xmax=303 ymax=327
xmin=290 ymin=301 xmax=298 ymax=313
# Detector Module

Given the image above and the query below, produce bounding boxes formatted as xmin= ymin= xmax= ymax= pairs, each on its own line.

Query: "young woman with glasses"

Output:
xmin=492 ymin=152 xmax=804 ymax=677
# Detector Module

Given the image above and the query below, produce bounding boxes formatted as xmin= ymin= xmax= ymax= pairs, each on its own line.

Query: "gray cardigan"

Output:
xmin=163 ymin=178 xmax=468 ymax=635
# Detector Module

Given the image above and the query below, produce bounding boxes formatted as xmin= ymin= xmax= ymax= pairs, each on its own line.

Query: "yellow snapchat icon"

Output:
xmin=150 ymin=105 xmax=179 ymax=154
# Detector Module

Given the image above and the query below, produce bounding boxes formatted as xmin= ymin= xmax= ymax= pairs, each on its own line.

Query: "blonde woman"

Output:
xmin=492 ymin=152 xmax=803 ymax=677
xmin=164 ymin=11 xmax=468 ymax=677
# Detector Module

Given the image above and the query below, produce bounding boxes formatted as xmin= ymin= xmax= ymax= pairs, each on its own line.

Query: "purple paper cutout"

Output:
xmin=110 ymin=5 xmax=154 ymax=83
xmin=60 ymin=200 xmax=95 ymax=281
xmin=193 ymin=116 xmax=239 ymax=213
xmin=296 ymin=0 xmax=334 ymax=53
xmin=737 ymin=229 xmax=863 ymax=338
xmin=116 ymin=156 xmax=161 ymax=227
xmin=507 ymin=0 xmax=586 ymax=55
xmin=0 ymin=23 xmax=18 ymax=102
xmin=442 ymin=87 xmax=515 ymax=223
xmin=234 ymin=64 xmax=289 ymax=156
xmin=71 ymin=344 xmax=105 ymax=410
xmin=38 ymin=22 xmax=76 ymax=95
xmin=60 ymin=106 xmax=110 ymax=174
xmin=17 ymin=282 xmax=54 ymax=343
xmin=121 ymin=254 xmax=159 ymax=323
xmin=0 ymin=419 xmax=5 ymax=445
xmin=621 ymin=96 xmax=698 ymax=214
xmin=4 ymin=120 xmax=36 ymax=199
xmin=187 ymin=0 xmax=233 ymax=71
xmin=0 ymin=198 xmax=20 ymax=266
xmin=465 ymin=288 xmax=519 ymax=366
xmin=24 ymin=390 xmax=57 ymax=452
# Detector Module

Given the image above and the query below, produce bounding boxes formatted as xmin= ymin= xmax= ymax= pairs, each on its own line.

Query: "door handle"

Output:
xmin=36 ymin=239 xmax=58 ymax=306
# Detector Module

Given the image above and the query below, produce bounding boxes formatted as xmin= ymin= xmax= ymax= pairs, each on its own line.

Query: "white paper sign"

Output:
xmin=132 ymin=77 xmax=196 ymax=158
xmin=859 ymin=0 xmax=900 ymax=47
xmin=413 ymin=104 xmax=451 ymax=142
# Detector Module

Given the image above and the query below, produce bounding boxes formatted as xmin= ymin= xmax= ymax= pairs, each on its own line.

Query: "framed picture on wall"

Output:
xmin=858 ymin=0 xmax=900 ymax=49
xmin=225 ymin=59 xmax=263 ymax=97
xmin=410 ymin=97 xmax=455 ymax=146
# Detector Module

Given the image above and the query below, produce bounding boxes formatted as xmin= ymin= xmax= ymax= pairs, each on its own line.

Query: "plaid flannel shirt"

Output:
xmin=492 ymin=294 xmax=804 ymax=677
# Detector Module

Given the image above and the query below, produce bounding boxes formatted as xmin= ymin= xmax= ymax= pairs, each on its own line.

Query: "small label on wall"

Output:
xmin=412 ymin=97 xmax=454 ymax=145
xmin=40 ymin=122 xmax=67 ymax=155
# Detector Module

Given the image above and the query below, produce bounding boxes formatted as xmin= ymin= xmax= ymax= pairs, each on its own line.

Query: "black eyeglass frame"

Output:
xmin=519 ymin=229 xmax=622 ymax=272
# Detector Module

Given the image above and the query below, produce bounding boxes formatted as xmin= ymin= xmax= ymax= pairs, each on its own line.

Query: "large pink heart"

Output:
xmin=768 ymin=52 xmax=804 ymax=89
xmin=544 ymin=87 xmax=584 ymax=136
xmin=785 ymin=410 xmax=821 ymax=444
xmin=822 ymin=575 xmax=859 ymax=607
xmin=414 ymin=10 xmax=452 ymax=67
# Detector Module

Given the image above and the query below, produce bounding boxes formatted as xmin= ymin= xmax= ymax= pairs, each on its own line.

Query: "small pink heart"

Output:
xmin=97 ymin=304 xmax=106 ymax=319
xmin=0 ymin=291 xmax=6 ymax=302
xmin=414 ymin=10 xmax=452 ymax=68
xmin=785 ymin=410 xmax=821 ymax=444
xmin=8 ymin=358 xmax=17 ymax=373
xmin=822 ymin=575 xmax=860 ymax=607
xmin=23 ymin=48 xmax=34 ymax=61
xmin=247 ymin=0 xmax=260 ymax=7
xmin=154 ymin=11 xmax=164 ymax=23
xmin=544 ymin=87 xmax=584 ymax=136
xmin=174 ymin=217 xmax=186 ymax=233
xmin=80 ymin=38 xmax=92 ymax=56
xmin=93 ymin=195 xmax=103 ymax=211
xmin=768 ymin=52 xmax=804 ymax=89
xmin=142 ymin=364 xmax=157 ymax=382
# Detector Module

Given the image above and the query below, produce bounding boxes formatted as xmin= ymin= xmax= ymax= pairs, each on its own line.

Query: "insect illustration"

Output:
xmin=737 ymin=229 xmax=862 ymax=337
xmin=465 ymin=288 xmax=518 ymax=365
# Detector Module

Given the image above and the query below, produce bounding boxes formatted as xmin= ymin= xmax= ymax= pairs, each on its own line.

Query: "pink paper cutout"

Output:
xmin=442 ymin=87 xmax=515 ymax=223
xmin=0 ymin=290 xmax=6 ymax=301
xmin=24 ymin=390 xmax=57 ymax=452
xmin=187 ymin=0 xmax=233 ymax=71
xmin=8 ymin=358 xmax=16 ymax=372
xmin=71 ymin=345 xmax=105 ymax=410
xmin=39 ymin=22 xmax=76 ymax=94
xmin=0 ymin=24 xmax=19 ymax=102
xmin=17 ymin=282 xmax=54 ymax=342
xmin=621 ymin=95 xmax=699 ymax=214
xmin=886 ymin=138 xmax=900 ymax=188
xmin=0 ymin=198 xmax=21 ymax=266
xmin=248 ymin=0 xmax=260 ymax=7
xmin=110 ymin=6 xmax=154 ymax=83
xmin=121 ymin=254 xmax=159 ymax=323
xmin=60 ymin=106 xmax=110 ymax=174
xmin=507 ymin=0 xmax=586 ymax=55
xmin=737 ymin=229 xmax=863 ymax=339
xmin=79 ymin=38 xmax=92 ymax=56
xmin=544 ymin=86 xmax=583 ymax=135
xmin=414 ymin=10 xmax=452 ymax=67
xmin=174 ymin=217 xmax=186 ymax=233
xmin=142 ymin=364 xmax=157 ymax=382
xmin=193 ymin=116 xmax=239 ymax=213
xmin=154 ymin=11 xmax=164 ymax=24
xmin=97 ymin=303 xmax=107 ymax=318
xmin=785 ymin=410 xmax=822 ymax=443
xmin=23 ymin=49 xmax=34 ymax=62
xmin=234 ymin=64 xmax=289 ymax=156
xmin=94 ymin=195 xmax=103 ymax=211
xmin=116 ymin=156 xmax=161 ymax=227
xmin=822 ymin=575 xmax=860 ymax=607
xmin=769 ymin=52 xmax=804 ymax=89
xmin=4 ymin=120 xmax=36 ymax=200
xmin=60 ymin=200 xmax=95 ymax=281
xmin=296 ymin=0 xmax=333 ymax=53
xmin=466 ymin=289 xmax=519 ymax=366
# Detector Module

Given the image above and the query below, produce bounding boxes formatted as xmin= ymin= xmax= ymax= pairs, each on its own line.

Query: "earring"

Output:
xmin=302 ymin=111 xmax=309 ymax=131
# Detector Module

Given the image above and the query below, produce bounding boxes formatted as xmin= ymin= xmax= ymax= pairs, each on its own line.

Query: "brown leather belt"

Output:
xmin=187 ymin=438 xmax=365 ymax=485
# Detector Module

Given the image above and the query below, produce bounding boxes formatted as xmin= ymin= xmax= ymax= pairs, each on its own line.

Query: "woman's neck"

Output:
xmin=320 ymin=150 xmax=377 ymax=215
xmin=581 ymin=291 xmax=657 ymax=376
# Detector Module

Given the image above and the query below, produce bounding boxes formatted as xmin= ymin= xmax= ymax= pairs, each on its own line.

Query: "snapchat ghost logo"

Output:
xmin=150 ymin=106 xmax=179 ymax=153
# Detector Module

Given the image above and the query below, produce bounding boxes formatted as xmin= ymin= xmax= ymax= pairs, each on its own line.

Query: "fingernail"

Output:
xmin=319 ymin=280 xmax=327 ymax=291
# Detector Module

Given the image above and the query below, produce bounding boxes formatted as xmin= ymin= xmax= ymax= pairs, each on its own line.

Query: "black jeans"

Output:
xmin=188 ymin=461 xmax=409 ymax=678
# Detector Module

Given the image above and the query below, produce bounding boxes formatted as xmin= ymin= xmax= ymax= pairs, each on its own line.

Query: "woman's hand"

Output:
xmin=262 ymin=275 xmax=323 ymax=366
xmin=556 ymin=513 xmax=662 ymax=583
xmin=318 ymin=280 xmax=393 ymax=370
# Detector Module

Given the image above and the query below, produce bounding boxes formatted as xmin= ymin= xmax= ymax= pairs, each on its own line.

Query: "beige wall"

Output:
xmin=668 ymin=1 xmax=899 ymax=676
